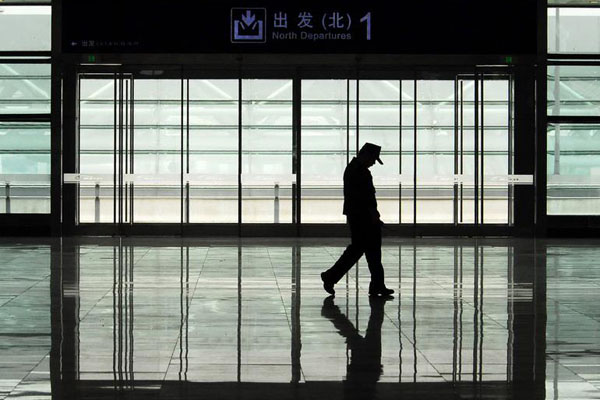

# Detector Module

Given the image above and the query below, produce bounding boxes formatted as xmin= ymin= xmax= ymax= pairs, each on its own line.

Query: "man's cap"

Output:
xmin=359 ymin=142 xmax=384 ymax=165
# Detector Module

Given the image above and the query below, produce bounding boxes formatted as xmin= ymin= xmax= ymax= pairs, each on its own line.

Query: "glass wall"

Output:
xmin=548 ymin=6 xmax=600 ymax=216
xmin=0 ymin=3 xmax=51 ymax=216
xmin=0 ymin=6 xmax=51 ymax=51
xmin=0 ymin=60 xmax=51 ymax=215
xmin=548 ymin=8 xmax=600 ymax=54
xmin=548 ymin=66 xmax=600 ymax=117
xmin=0 ymin=122 xmax=50 ymax=213
xmin=548 ymin=124 xmax=600 ymax=215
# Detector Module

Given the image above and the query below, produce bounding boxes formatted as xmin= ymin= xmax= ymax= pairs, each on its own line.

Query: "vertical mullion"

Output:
xmin=113 ymin=76 xmax=117 ymax=225
xmin=480 ymin=76 xmax=485 ymax=224
xmin=399 ymin=80 xmax=402 ymax=224
xmin=292 ymin=77 xmax=301 ymax=230
xmin=454 ymin=77 xmax=459 ymax=226
xmin=180 ymin=76 xmax=184 ymax=227
xmin=238 ymin=79 xmax=242 ymax=233
xmin=124 ymin=80 xmax=129 ymax=224
xmin=346 ymin=79 xmax=350 ymax=165
xmin=356 ymin=79 xmax=360 ymax=154
xmin=130 ymin=77 xmax=135 ymax=224
xmin=186 ymin=78 xmax=190 ymax=225
xmin=460 ymin=81 xmax=464 ymax=223
xmin=356 ymin=78 xmax=360 ymax=291
xmin=474 ymin=76 xmax=479 ymax=226
xmin=413 ymin=80 xmax=417 ymax=226
xmin=77 ymin=75 xmax=81 ymax=225
xmin=508 ymin=73 xmax=514 ymax=226
xmin=237 ymin=247 xmax=242 ymax=381
xmin=119 ymin=74 xmax=124 ymax=228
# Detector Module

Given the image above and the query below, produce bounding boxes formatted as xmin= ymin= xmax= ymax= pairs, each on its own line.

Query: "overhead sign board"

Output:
xmin=62 ymin=1 xmax=537 ymax=55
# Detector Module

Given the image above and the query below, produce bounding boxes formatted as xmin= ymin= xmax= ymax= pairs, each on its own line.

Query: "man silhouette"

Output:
xmin=321 ymin=143 xmax=394 ymax=297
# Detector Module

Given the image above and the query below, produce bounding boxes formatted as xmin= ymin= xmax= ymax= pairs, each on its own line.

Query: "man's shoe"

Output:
xmin=369 ymin=283 xmax=394 ymax=297
xmin=321 ymin=272 xmax=335 ymax=295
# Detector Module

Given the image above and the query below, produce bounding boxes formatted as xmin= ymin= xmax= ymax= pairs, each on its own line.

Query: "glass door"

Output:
xmin=74 ymin=71 xmax=514 ymax=232
xmin=79 ymin=74 xmax=184 ymax=225
xmin=77 ymin=75 xmax=294 ymax=228
xmin=78 ymin=74 xmax=133 ymax=224
xmin=455 ymin=74 xmax=513 ymax=225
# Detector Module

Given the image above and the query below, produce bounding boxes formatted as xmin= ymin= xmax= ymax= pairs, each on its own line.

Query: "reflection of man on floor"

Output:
xmin=321 ymin=142 xmax=394 ymax=297
xmin=321 ymin=295 xmax=391 ymax=398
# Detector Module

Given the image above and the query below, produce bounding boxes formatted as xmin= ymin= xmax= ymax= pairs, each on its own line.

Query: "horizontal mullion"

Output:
xmin=547 ymin=116 xmax=600 ymax=124
xmin=0 ymin=100 xmax=51 ymax=104
xmin=548 ymin=60 xmax=600 ymax=66
xmin=548 ymin=54 xmax=600 ymax=61
xmin=548 ymin=4 xmax=600 ymax=8
xmin=547 ymin=101 xmax=600 ymax=104
xmin=547 ymin=77 xmax=600 ymax=82
xmin=0 ymin=114 xmax=51 ymax=122
xmin=0 ymin=149 xmax=50 ymax=153
xmin=0 ymin=58 xmax=51 ymax=64
xmin=0 ymin=51 xmax=51 ymax=57
xmin=547 ymin=150 xmax=600 ymax=155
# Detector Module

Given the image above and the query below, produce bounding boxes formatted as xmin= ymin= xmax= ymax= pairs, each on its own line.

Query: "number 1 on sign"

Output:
xmin=360 ymin=12 xmax=371 ymax=40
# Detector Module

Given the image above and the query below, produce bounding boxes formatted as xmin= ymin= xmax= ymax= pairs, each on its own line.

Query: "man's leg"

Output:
xmin=322 ymin=217 xmax=365 ymax=285
xmin=363 ymin=222 xmax=385 ymax=287
xmin=323 ymin=243 xmax=364 ymax=285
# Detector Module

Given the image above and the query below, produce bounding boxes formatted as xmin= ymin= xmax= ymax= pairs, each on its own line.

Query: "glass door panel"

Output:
xmin=457 ymin=77 xmax=476 ymax=224
xmin=79 ymin=78 xmax=116 ymax=223
xmin=241 ymin=79 xmax=293 ymax=223
xmin=359 ymin=80 xmax=401 ymax=224
xmin=301 ymin=80 xmax=355 ymax=224
xmin=133 ymin=79 xmax=182 ymax=223
xmin=400 ymin=80 xmax=416 ymax=224
xmin=482 ymin=79 xmax=511 ymax=224
xmin=187 ymin=79 xmax=239 ymax=223
xmin=416 ymin=80 xmax=455 ymax=223
xmin=456 ymin=75 xmax=513 ymax=225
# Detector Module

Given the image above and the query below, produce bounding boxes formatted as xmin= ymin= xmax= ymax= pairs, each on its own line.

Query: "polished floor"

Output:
xmin=0 ymin=238 xmax=599 ymax=399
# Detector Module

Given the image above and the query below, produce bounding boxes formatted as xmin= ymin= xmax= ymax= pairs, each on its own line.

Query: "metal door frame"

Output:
xmin=61 ymin=64 xmax=533 ymax=237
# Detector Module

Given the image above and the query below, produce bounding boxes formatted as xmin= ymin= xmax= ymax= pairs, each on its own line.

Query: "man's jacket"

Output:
xmin=342 ymin=157 xmax=378 ymax=217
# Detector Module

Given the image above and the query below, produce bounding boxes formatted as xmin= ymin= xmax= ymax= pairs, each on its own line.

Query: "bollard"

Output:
xmin=95 ymin=183 xmax=100 ymax=223
xmin=274 ymin=183 xmax=280 ymax=223
xmin=5 ymin=183 xmax=10 ymax=214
